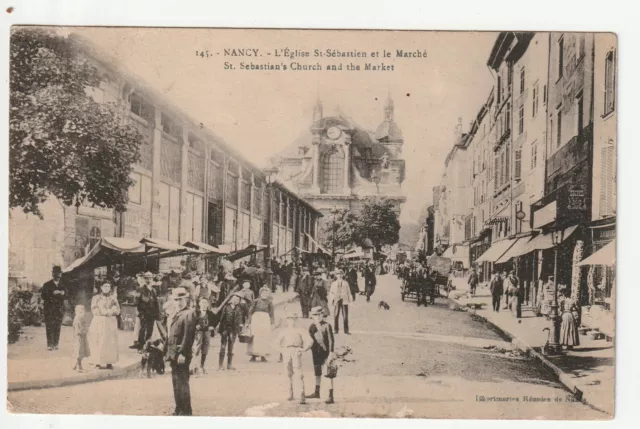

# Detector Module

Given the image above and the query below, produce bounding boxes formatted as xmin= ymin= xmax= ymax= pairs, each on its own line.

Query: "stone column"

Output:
xmin=179 ymin=127 xmax=190 ymax=244
xmin=310 ymin=133 xmax=322 ymax=194
xmin=343 ymin=133 xmax=352 ymax=195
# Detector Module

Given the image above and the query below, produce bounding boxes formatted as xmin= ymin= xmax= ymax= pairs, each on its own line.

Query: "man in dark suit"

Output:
xmin=41 ymin=266 xmax=66 ymax=350
xmin=166 ymin=287 xmax=197 ymax=416
xmin=136 ymin=272 xmax=160 ymax=350
xmin=364 ymin=264 xmax=377 ymax=302
xmin=294 ymin=266 xmax=313 ymax=318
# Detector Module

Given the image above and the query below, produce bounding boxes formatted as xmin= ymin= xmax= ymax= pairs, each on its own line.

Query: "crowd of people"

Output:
xmin=39 ymin=256 xmax=382 ymax=415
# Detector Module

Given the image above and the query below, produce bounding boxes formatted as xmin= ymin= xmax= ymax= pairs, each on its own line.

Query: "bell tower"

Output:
xmin=312 ymin=96 xmax=323 ymax=123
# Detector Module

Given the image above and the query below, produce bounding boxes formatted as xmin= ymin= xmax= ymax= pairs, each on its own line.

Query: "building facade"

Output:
xmin=430 ymin=32 xmax=615 ymax=310
xmin=269 ymin=96 xmax=406 ymax=236
xmin=9 ymin=34 xmax=322 ymax=286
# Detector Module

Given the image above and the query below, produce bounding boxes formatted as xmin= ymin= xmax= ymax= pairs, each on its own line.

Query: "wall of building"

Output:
xmin=592 ymin=34 xmax=617 ymax=222
xmin=8 ymin=38 xmax=322 ymax=285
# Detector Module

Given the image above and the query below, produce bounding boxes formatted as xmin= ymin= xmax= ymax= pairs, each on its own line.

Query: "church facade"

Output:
xmin=270 ymin=95 xmax=406 ymax=234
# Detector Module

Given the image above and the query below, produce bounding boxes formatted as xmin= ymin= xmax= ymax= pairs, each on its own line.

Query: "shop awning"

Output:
xmin=578 ymin=240 xmax=616 ymax=267
xmin=443 ymin=244 xmax=470 ymax=268
xmin=305 ymin=233 xmax=329 ymax=254
xmin=63 ymin=237 xmax=145 ymax=274
xmin=494 ymin=235 xmax=535 ymax=264
xmin=140 ymin=237 xmax=189 ymax=252
xmin=183 ymin=240 xmax=228 ymax=255
xmin=475 ymin=238 xmax=518 ymax=263
xmin=225 ymin=244 xmax=270 ymax=262
xmin=520 ymin=225 xmax=579 ymax=253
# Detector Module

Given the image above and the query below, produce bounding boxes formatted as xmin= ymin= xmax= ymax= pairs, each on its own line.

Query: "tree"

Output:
xmin=320 ymin=209 xmax=359 ymax=255
xmin=10 ymin=28 xmax=142 ymax=217
xmin=355 ymin=197 xmax=401 ymax=252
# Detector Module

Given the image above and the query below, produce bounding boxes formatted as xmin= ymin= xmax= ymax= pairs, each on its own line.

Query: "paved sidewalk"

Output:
xmin=8 ymin=290 xmax=298 ymax=392
xmin=448 ymin=283 xmax=614 ymax=415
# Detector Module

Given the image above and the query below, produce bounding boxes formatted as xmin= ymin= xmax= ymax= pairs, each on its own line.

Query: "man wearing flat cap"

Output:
xmin=41 ymin=265 xmax=67 ymax=350
xmin=166 ymin=287 xmax=197 ymax=416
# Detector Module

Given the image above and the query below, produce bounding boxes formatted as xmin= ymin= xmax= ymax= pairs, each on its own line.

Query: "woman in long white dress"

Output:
xmin=247 ymin=287 xmax=275 ymax=362
xmin=89 ymin=282 xmax=120 ymax=369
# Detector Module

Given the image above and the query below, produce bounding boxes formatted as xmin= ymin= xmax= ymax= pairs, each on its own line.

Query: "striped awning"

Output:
xmin=475 ymin=238 xmax=518 ymax=263
xmin=495 ymin=236 xmax=534 ymax=264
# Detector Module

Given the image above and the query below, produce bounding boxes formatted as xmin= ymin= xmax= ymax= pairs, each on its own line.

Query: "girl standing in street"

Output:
xmin=89 ymin=282 xmax=120 ymax=369
xmin=248 ymin=286 xmax=275 ymax=362
xmin=72 ymin=304 xmax=90 ymax=372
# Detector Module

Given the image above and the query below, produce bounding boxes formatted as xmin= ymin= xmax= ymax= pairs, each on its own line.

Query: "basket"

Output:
xmin=238 ymin=326 xmax=253 ymax=343
xmin=324 ymin=358 xmax=338 ymax=379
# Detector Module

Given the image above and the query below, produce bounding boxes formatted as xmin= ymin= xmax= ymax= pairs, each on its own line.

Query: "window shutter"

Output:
xmin=599 ymin=145 xmax=615 ymax=217
xmin=515 ymin=150 xmax=522 ymax=181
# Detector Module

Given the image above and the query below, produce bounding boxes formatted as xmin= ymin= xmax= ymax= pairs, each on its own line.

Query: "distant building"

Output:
xmin=268 ymin=95 xmax=406 ymax=238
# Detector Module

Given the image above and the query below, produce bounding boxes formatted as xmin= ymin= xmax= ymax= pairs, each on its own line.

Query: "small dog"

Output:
xmin=140 ymin=339 xmax=166 ymax=378
xmin=378 ymin=301 xmax=390 ymax=310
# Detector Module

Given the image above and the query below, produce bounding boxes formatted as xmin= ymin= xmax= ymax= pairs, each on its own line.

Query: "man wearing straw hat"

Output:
xmin=166 ymin=287 xmax=197 ymax=416
xmin=329 ymin=269 xmax=353 ymax=335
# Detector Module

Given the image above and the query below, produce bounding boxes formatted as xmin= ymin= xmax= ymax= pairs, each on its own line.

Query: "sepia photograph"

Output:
xmin=6 ymin=26 xmax=616 ymax=420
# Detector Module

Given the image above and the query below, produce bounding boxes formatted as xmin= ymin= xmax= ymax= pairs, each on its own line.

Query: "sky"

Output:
xmin=70 ymin=27 xmax=497 ymax=224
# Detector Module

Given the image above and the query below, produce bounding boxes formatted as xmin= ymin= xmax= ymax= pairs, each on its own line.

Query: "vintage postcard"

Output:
xmin=7 ymin=27 xmax=616 ymax=419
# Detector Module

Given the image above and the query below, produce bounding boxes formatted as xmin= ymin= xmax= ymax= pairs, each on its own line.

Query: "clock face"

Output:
xmin=326 ymin=126 xmax=342 ymax=140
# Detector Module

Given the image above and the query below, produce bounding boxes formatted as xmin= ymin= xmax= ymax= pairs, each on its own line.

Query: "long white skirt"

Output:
xmin=88 ymin=315 xmax=119 ymax=365
xmin=247 ymin=311 xmax=272 ymax=357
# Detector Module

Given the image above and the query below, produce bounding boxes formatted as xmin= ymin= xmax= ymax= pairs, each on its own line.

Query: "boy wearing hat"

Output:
xmin=166 ymin=287 xmax=197 ymax=416
xmin=307 ymin=306 xmax=336 ymax=403
xmin=275 ymin=309 xmax=311 ymax=404
xmin=217 ymin=293 xmax=247 ymax=370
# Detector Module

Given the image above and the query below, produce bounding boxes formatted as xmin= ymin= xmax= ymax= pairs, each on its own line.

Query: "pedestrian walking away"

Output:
xmin=41 ymin=265 xmax=67 ymax=350
xmin=166 ymin=287 xmax=197 ymax=416
xmin=468 ymin=268 xmax=478 ymax=296
xmin=329 ymin=269 xmax=352 ymax=334
xmin=489 ymin=270 xmax=503 ymax=312
xmin=307 ymin=306 xmax=336 ymax=403
xmin=364 ymin=264 xmax=377 ymax=302
xmin=275 ymin=308 xmax=311 ymax=404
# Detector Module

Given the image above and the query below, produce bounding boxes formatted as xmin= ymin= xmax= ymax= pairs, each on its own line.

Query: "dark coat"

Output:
xmin=136 ymin=286 xmax=160 ymax=320
xmin=166 ymin=306 xmax=197 ymax=361
xmin=295 ymin=274 xmax=313 ymax=300
xmin=217 ymin=304 xmax=246 ymax=336
xmin=41 ymin=279 xmax=67 ymax=319
xmin=489 ymin=276 xmax=504 ymax=296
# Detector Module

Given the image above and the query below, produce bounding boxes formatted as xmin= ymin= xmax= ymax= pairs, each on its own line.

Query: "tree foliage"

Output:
xmin=355 ymin=197 xmax=401 ymax=252
xmin=320 ymin=209 xmax=359 ymax=254
xmin=10 ymin=28 xmax=142 ymax=217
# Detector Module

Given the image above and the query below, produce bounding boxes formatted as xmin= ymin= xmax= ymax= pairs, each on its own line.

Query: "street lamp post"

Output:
xmin=330 ymin=206 xmax=339 ymax=270
xmin=263 ymin=166 xmax=279 ymax=291
xmin=548 ymin=228 xmax=565 ymax=355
